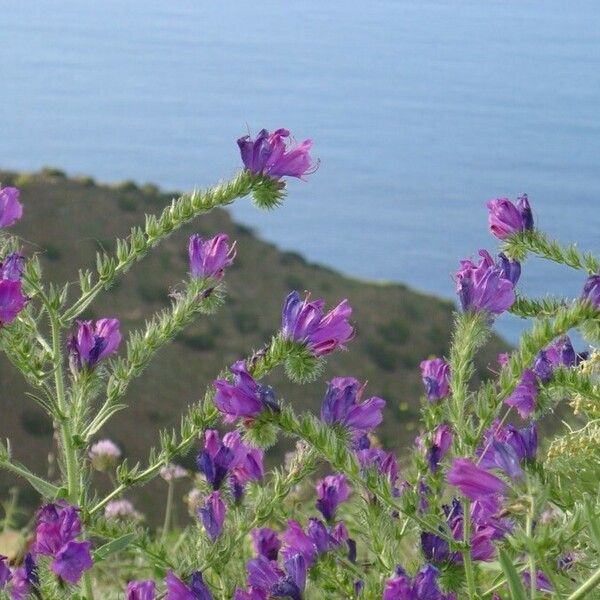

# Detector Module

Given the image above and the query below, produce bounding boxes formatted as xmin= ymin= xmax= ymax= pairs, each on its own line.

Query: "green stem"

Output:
xmin=61 ymin=170 xmax=255 ymax=324
xmin=462 ymin=499 xmax=478 ymax=599
xmin=161 ymin=479 xmax=174 ymax=543
xmin=504 ymin=230 xmax=600 ymax=274
xmin=90 ymin=339 xmax=289 ymax=515
xmin=83 ymin=572 xmax=95 ymax=600
xmin=49 ymin=313 xmax=78 ymax=501
xmin=526 ymin=513 xmax=536 ymax=600
xmin=524 ymin=476 xmax=538 ymax=600
xmin=449 ymin=312 xmax=489 ymax=453
xmin=566 ymin=565 xmax=600 ymax=600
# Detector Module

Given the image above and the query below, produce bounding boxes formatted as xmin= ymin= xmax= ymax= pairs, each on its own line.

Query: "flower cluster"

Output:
xmin=23 ymin=503 xmax=93 ymax=590
xmin=3 ymin=132 xmax=600 ymax=600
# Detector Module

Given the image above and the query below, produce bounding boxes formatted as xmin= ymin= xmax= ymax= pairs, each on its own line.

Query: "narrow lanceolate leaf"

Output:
xmin=499 ymin=549 xmax=528 ymax=600
xmin=0 ymin=457 xmax=60 ymax=498
xmin=93 ymin=533 xmax=137 ymax=562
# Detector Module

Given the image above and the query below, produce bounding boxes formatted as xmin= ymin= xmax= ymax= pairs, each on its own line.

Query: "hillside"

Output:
xmin=0 ymin=168 xmax=508 ymax=522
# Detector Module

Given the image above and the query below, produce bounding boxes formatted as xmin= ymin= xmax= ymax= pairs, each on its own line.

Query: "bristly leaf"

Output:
xmin=93 ymin=533 xmax=137 ymax=562
xmin=499 ymin=549 xmax=528 ymax=600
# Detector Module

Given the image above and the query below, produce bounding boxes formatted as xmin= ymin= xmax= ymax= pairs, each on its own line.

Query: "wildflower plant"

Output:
xmin=0 ymin=136 xmax=598 ymax=600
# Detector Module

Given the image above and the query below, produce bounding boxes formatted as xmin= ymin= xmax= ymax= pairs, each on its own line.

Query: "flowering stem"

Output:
xmin=90 ymin=340 xmax=288 ymax=516
xmin=273 ymin=408 xmax=455 ymax=544
xmin=161 ymin=479 xmax=174 ymax=544
xmin=462 ymin=499 xmax=478 ymax=599
xmin=566 ymin=565 xmax=600 ymax=600
xmin=61 ymin=170 xmax=255 ymax=324
xmin=449 ymin=311 xmax=489 ymax=452
xmin=504 ymin=230 xmax=600 ymax=274
xmin=199 ymin=447 xmax=318 ymax=573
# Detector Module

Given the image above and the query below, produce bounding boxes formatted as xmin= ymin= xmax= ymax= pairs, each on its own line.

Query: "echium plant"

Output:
xmin=0 ymin=133 xmax=599 ymax=600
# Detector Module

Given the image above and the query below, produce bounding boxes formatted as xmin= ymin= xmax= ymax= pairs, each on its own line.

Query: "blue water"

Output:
xmin=1 ymin=1 xmax=599 ymax=343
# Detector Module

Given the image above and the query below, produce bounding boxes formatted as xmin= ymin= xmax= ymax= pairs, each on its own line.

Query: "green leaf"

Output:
xmin=93 ymin=533 xmax=137 ymax=562
xmin=499 ymin=549 xmax=527 ymax=600
xmin=0 ymin=453 xmax=60 ymax=499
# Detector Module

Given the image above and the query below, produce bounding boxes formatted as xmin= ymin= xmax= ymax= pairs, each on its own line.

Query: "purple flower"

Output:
xmin=1 ymin=253 xmax=25 ymax=281
xmin=238 ymin=128 xmax=317 ymax=180
xmin=421 ymin=531 xmax=455 ymax=564
xmin=478 ymin=439 xmax=523 ymax=480
xmin=252 ymin=528 xmax=282 ymax=561
xmin=281 ymin=291 xmax=353 ymax=356
xmin=127 ymin=580 xmax=157 ymax=600
xmin=9 ymin=554 xmax=37 ymax=600
xmin=487 ymin=195 xmax=533 ymax=239
xmin=383 ymin=565 xmax=455 ymax=600
xmin=272 ymin=554 xmax=306 ymax=600
xmin=197 ymin=430 xmax=264 ymax=493
xmin=0 ymin=187 xmax=23 ymax=228
xmin=533 ymin=336 xmax=576 ymax=383
xmin=306 ymin=518 xmax=331 ymax=555
xmin=51 ymin=540 xmax=93 ymax=584
xmin=426 ymin=424 xmax=453 ymax=472
xmin=34 ymin=503 xmax=81 ymax=555
xmin=447 ymin=458 xmax=507 ymax=501
xmin=523 ymin=570 xmax=553 ymax=593
xmin=0 ymin=555 xmax=11 ymax=589
xmin=282 ymin=520 xmax=317 ymax=567
xmin=213 ymin=361 xmax=278 ymax=424
xmin=33 ymin=503 xmax=93 ymax=584
xmin=316 ymin=474 xmax=350 ymax=521
xmin=246 ymin=554 xmax=306 ymax=600
xmin=233 ymin=589 xmax=267 ymax=600
xmin=246 ymin=556 xmax=282 ymax=592
xmin=497 ymin=253 xmax=522 ymax=286
xmin=188 ymin=234 xmax=235 ymax=280
xmin=582 ymin=274 xmax=600 ymax=309
xmin=477 ymin=421 xmax=538 ymax=479
xmin=165 ymin=571 xmax=213 ymax=600
xmin=320 ymin=377 xmax=385 ymax=435
xmin=197 ymin=491 xmax=227 ymax=542
xmin=357 ymin=447 xmax=399 ymax=494
xmin=0 ymin=280 xmax=27 ymax=326
xmin=420 ymin=358 xmax=451 ymax=402
xmin=68 ymin=318 xmax=121 ymax=370
xmin=505 ymin=369 xmax=538 ymax=419
xmin=455 ymin=250 xmax=516 ymax=315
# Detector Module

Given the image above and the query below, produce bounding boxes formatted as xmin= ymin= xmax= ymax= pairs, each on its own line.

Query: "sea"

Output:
xmin=1 ymin=0 xmax=599 ymax=344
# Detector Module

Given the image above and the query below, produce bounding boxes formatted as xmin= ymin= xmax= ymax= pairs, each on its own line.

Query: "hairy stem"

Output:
xmin=50 ymin=313 xmax=79 ymax=502
xmin=566 ymin=565 xmax=600 ymax=600
xmin=161 ymin=479 xmax=174 ymax=544
xmin=61 ymin=170 xmax=255 ymax=324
